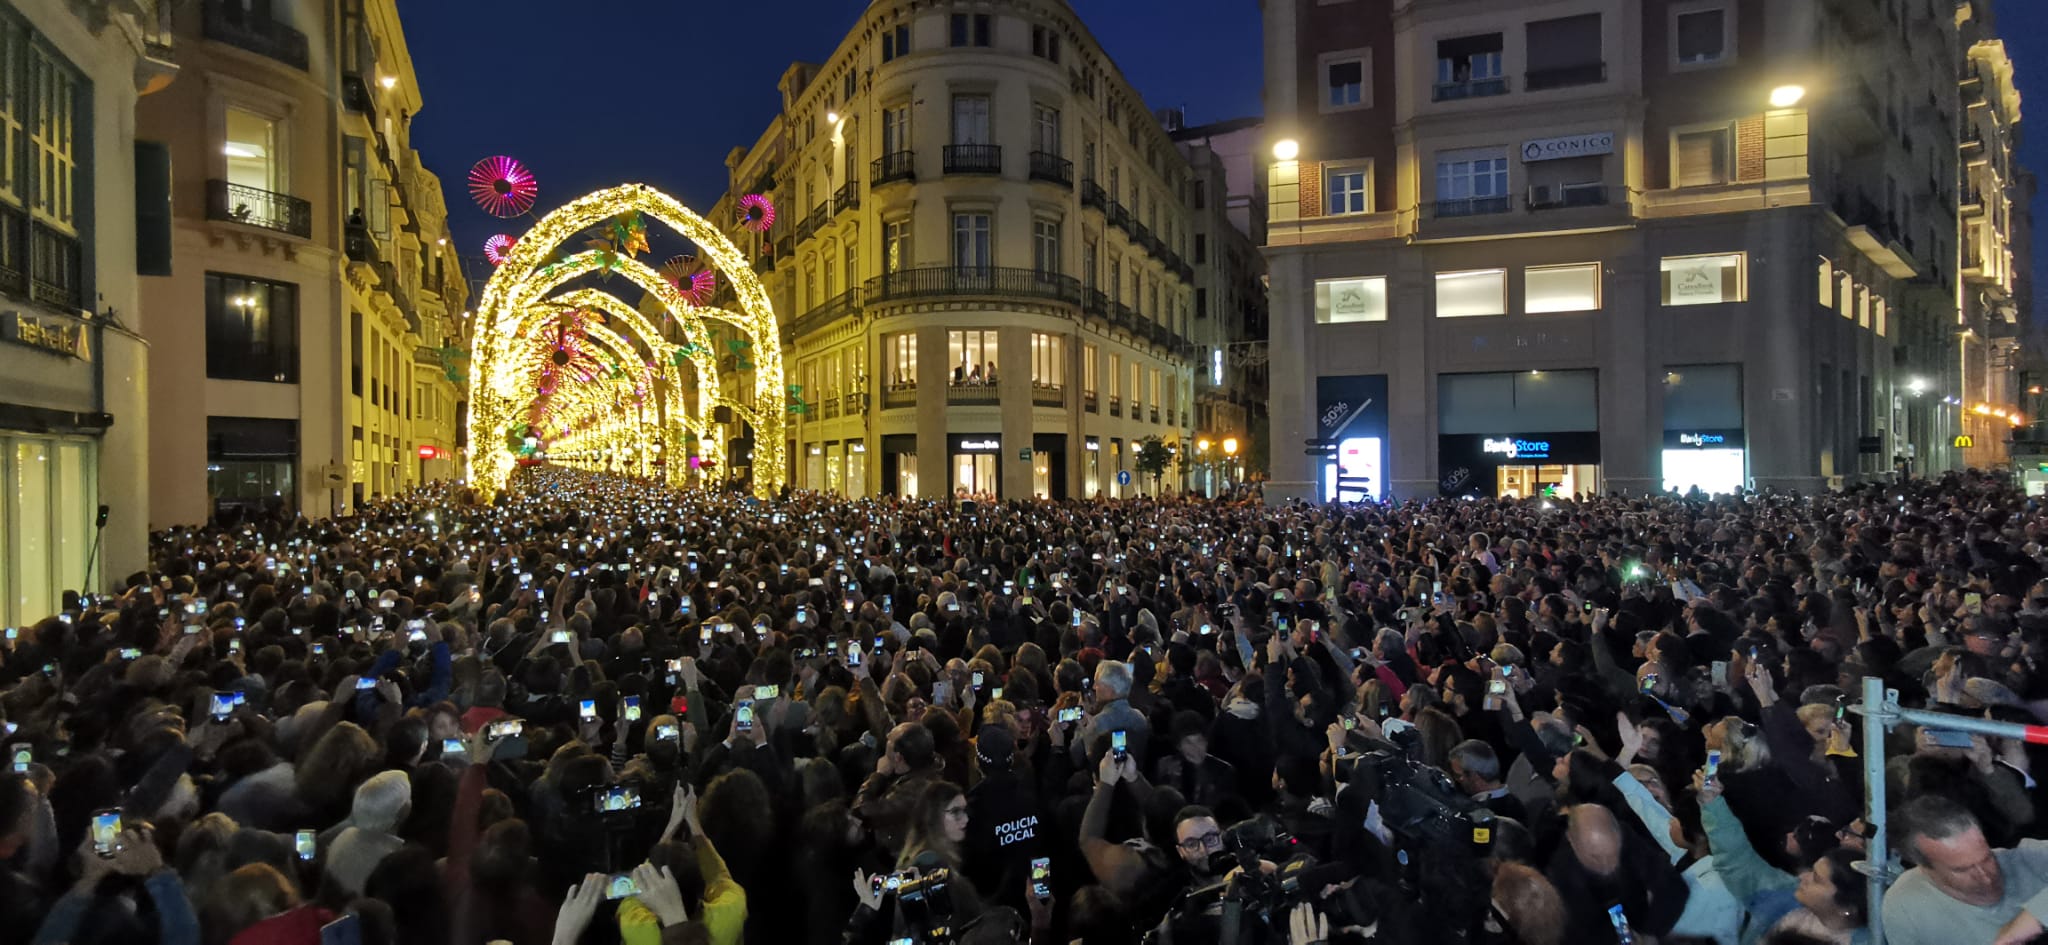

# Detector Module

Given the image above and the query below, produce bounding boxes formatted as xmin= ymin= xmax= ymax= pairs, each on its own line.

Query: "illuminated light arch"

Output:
xmin=466 ymin=184 xmax=785 ymax=499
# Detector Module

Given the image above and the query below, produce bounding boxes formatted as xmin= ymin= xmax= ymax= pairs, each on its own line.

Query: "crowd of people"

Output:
xmin=5 ymin=465 xmax=2048 ymax=945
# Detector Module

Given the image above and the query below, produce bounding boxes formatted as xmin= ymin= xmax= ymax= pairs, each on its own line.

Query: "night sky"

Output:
xmin=399 ymin=0 xmax=2048 ymax=303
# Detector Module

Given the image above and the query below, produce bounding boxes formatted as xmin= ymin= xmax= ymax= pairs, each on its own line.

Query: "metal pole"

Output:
xmin=1862 ymin=675 xmax=1890 ymax=945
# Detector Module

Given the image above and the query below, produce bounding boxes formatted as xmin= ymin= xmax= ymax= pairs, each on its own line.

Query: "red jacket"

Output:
xmin=228 ymin=906 xmax=337 ymax=945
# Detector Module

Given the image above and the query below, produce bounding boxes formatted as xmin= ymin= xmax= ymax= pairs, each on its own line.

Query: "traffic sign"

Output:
xmin=1117 ymin=469 xmax=1132 ymax=486
xmin=1019 ymin=448 xmax=1033 ymax=461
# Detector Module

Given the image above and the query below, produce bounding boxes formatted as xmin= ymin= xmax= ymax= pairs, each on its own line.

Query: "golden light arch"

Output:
xmin=465 ymin=183 xmax=785 ymax=499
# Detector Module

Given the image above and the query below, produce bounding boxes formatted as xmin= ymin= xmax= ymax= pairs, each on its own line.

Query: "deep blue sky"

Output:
xmin=400 ymin=0 xmax=2047 ymax=304
xmin=399 ymin=0 xmax=1263 ymax=273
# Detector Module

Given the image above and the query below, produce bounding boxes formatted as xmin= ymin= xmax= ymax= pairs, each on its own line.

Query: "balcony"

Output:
xmin=1837 ymin=197 xmax=1920 ymax=279
xmin=1962 ymin=129 xmax=1986 ymax=159
xmin=1084 ymin=390 xmax=1098 ymax=413
xmin=1029 ymin=151 xmax=1074 ymax=187
xmin=822 ymin=395 xmax=841 ymax=420
xmin=202 ymin=0 xmax=308 ymax=71
xmin=1032 ymin=385 xmax=1065 ymax=407
xmin=1524 ymin=62 xmax=1605 ymax=91
xmin=864 ymin=266 xmax=1081 ymax=307
xmin=1150 ymin=407 xmax=1161 ymax=424
xmin=6 ymin=212 xmax=82 ymax=310
xmin=1081 ymin=180 xmax=1108 ymax=211
xmin=1433 ymin=194 xmax=1513 ymax=218
xmin=753 ymin=253 xmax=775 ymax=275
xmin=871 ymin=151 xmax=916 ymax=187
xmin=1432 ymin=77 xmax=1508 ymax=102
xmin=797 ymin=204 xmax=826 ymax=243
xmin=834 ymin=181 xmax=860 ymax=214
xmin=341 ymin=73 xmax=374 ymax=115
xmin=788 ymin=288 xmax=862 ymax=342
xmin=207 ymin=180 xmax=312 ymax=239
xmin=1527 ymin=184 xmax=1620 ymax=211
xmin=943 ymin=144 xmax=1003 ymax=175
xmin=882 ymin=385 xmax=918 ymax=409
xmin=1961 ymin=68 xmax=1986 ymax=107
xmin=1083 ymin=287 xmax=1108 ymax=318
xmin=1107 ymin=201 xmax=1131 ymax=233
xmin=947 ymin=384 xmax=999 ymax=406
xmin=1109 ymin=396 xmax=1122 ymax=418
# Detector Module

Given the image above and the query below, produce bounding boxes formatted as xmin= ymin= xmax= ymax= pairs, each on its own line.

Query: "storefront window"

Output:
xmin=1524 ymin=263 xmax=1601 ymax=313
xmin=953 ymin=454 xmax=996 ymax=497
xmin=3 ymin=435 xmax=96 ymax=627
xmin=1032 ymin=333 xmax=1064 ymax=388
xmin=895 ymin=453 xmax=918 ymax=497
xmin=1085 ymin=442 xmax=1101 ymax=497
xmin=1659 ymin=253 xmax=1746 ymax=305
xmin=846 ymin=445 xmax=867 ymax=499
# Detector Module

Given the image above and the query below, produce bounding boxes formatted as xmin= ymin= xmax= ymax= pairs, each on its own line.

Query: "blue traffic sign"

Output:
xmin=1116 ymin=470 xmax=1132 ymax=486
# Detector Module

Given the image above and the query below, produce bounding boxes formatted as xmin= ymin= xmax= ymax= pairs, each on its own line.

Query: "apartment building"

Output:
xmin=0 ymin=0 xmax=170 ymax=626
xmin=1261 ymin=0 xmax=1984 ymax=502
xmin=1955 ymin=0 xmax=2028 ymax=469
xmin=703 ymin=0 xmax=1206 ymax=500
xmin=1170 ymin=114 xmax=1271 ymax=496
xmin=139 ymin=0 xmax=469 ymax=525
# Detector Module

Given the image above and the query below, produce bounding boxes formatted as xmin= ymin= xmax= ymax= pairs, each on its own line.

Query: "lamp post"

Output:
xmin=1197 ymin=438 xmax=1213 ymax=497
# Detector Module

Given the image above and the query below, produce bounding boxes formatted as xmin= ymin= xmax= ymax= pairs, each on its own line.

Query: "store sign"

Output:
xmin=1018 ymin=448 xmax=1033 ymax=461
xmin=1666 ymin=259 xmax=1724 ymax=304
xmin=1955 ymin=434 xmax=1976 ymax=448
xmin=1 ymin=311 xmax=90 ymax=361
xmin=1482 ymin=437 xmax=1553 ymax=459
xmin=1664 ymin=429 xmax=1744 ymax=449
xmin=1521 ymin=132 xmax=1615 ymax=163
xmin=957 ymin=438 xmax=1000 ymax=452
xmin=1085 ymin=440 xmax=1100 ymax=452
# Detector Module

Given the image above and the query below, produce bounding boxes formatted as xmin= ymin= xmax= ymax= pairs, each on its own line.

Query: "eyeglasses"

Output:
xmin=1177 ymin=832 xmax=1224 ymax=852
xmin=943 ymin=804 xmax=970 ymax=818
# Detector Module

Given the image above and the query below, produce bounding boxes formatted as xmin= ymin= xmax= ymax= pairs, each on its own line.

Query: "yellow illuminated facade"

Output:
xmin=465 ymin=184 xmax=786 ymax=500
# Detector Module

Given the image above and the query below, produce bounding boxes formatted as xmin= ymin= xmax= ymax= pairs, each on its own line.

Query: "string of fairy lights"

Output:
xmin=459 ymin=156 xmax=787 ymax=501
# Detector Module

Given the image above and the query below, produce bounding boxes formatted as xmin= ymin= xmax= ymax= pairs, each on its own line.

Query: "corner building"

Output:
xmin=1261 ymin=0 xmax=1988 ymax=502
xmin=709 ymin=0 xmax=1205 ymax=500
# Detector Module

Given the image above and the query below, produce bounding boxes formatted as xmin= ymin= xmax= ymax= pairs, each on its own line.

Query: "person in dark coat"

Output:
xmin=963 ymin=726 xmax=1044 ymax=912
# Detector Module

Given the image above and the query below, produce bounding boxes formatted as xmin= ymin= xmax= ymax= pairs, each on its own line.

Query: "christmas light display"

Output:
xmin=468 ymin=156 xmax=540 ymax=218
xmin=738 ymin=194 xmax=775 ymax=232
xmin=660 ymin=256 xmax=716 ymax=305
xmin=484 ymin=234 xmax=517 ymax=266
xmin=465 ymin=183 xmax=784 ymax=500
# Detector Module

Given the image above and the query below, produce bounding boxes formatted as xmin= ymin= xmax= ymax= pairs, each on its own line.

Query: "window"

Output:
xmin=1315 ymin=277 xmax=1389 ymax=323
xmin=884 ymin=218 xmax=911 ymax=273
xmin=225 ymin=107 xmax=282 ymax=194
xmin=1325 ymin=56 xmax=1366 ymax=108
xmin=1130 ymin=362 xmax=1142 ymax=411
xmin=1196 ymin=287 xmax=1208 ymax=318
xmin=1435 ymin=148 xmax=1509 ymax=214
xmin=350 ymin=310 xmax=363 ymax=395
xmin=1033 ymin=105 xmax=1060 ymax=155
xmin=1817 ymin=257 xmax=1835 ymax=308
xmin=24 ymin=40 xmax=79 ymax=231
xmin=1082 ymin=239 xmax=1097 ymax=289
xmin=1435 ymin=269 xmax=1507 ymax=317
xmin=1325 ymin=164 xmax=1369 ymax=215
xmin=1194 ymin=234 xmax=1207 ymax=264
xmin=1524 ymin=14 xmax=1604 ymax=89
xmin=1874 ymin=297 xmax=1887 ymax=337
xmin=1083 ymin=345 xmax=1098 ymax=395
xmin=844 ymin=70 xmax=857 ymax=101
xmin=1674 ymin=127 xmax=1730 ymax=187
xmin=1108 ymin=257 xmax=1121 ymax=302
xmin=1435 ymin=34 xmax=1505 ymax=99
xmin=206 ymin=272 xmax=300 ymax=383
xmin=1150 ymin=369 xmax=1161 ymax=417
xmin=1032 ymin=25 xmax=1062 ymax=62
xmin=951 ymin=13 xmax=990 ymax=47
xmin=1525 ymin=263 xmax=1601 ymax=313
xmin=875 ymin=107 xmax=909 ymax=160
xmin=1673 ymin=8 xmax=1729 ymax=66
xmin=881 ymin=24 xmax=910 ymax=62
xmin=1032 ymin=332 xmax=1063 ymax=386
xmin=948 ymin=330 xmax=998 ymax=383
xmin=1109 ymin=353 xmax=1122 ymax=399
xmin=952 ymin=212 xmax=992 ymax=268
xmin=1032 ymin=218 xmax=1062 ymax=275
xmin=951 ymin=95 xmax=990 ymax=145
xmin=1659 ymin=253 xmax=1746 ymax=305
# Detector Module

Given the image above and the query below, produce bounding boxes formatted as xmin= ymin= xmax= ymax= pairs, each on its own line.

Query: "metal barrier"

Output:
xmin=1853 ymin=675 xmax=2048 ymax=944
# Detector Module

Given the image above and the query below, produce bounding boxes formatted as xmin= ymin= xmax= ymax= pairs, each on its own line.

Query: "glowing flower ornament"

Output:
xmin=468 ymin=156 xmax=539 ymax=218
xmin=738 ymin=194 xmax=776 ymax=233
xmin=660 ymin=256 xmax=716 ymax=305
xmin=483 ymin=234 xmax=518 ymax=266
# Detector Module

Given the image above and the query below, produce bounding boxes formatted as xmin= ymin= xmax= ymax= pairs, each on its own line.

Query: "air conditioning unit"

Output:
xmin=1526 ymin=184 xmax=1560 ymax=209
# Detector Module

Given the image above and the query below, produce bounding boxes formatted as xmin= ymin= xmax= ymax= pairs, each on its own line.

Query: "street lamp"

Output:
xmin=1272 ymin=139 xmax=1299 ymax=161
xmin=1768 ymin=84 xmax=1806 ymax=108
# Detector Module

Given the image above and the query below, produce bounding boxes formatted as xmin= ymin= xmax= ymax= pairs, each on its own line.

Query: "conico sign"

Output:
xmin=1521 ymin=132 xmax=1615 ymax=163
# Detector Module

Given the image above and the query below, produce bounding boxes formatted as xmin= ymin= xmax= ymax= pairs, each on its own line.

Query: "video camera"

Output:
xmin=1341 ymin=749 xmax=1497 ymax=942
xmin=873 ymin=856 xmax=958 ymax=945
xmin=1158 ymin=817 xmax=1325 ymax=945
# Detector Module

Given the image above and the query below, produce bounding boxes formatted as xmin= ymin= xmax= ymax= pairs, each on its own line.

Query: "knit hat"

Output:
xmin=345 ymin=770 xmax=412 ymax=834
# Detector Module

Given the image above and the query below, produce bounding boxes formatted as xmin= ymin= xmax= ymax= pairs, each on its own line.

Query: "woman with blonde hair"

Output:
xmin=200 ymin=862 xmax=331 ymax=945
